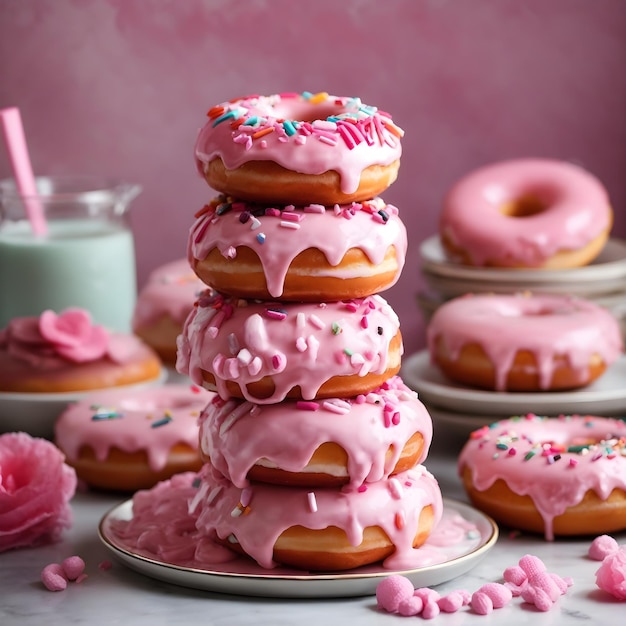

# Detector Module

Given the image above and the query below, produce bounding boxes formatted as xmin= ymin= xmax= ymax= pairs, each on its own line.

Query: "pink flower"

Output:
xmin=0 ymin=308 xmax=110 ymax=368
xmin=0 ymin=432 xmax=76 ymax=552
xmin=596 ymin=547 xmax=626 ymax=600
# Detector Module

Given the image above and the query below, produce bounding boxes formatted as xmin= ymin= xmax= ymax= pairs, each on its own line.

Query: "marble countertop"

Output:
xmin=1 ymin=433 xmax=624 ymax=626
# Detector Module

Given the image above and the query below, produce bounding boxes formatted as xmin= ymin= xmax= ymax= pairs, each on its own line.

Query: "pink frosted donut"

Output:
xmin=176 ymin=292 xmax=403 ymax=404
xmin=195 ymin=92 xmax=403 ymax=205
xmin=427 ymin=293 xmax=623 ymax=391
xmin=440 ymin=158 xmax=613 ymax=268
xmin=132 ymin=259 xmax=204 ymax=364
xmin=54 ymin=384 xmax=214 ymax=491
xmin=199 ymin=376 xmax=433 ymax=489
xmin=188 ymin=195 xmax=407 ymax=301
xmin=458 ymin=414 xmax=626 ymax=539
xmin=194 ymin=463 xmax=442 ymax=571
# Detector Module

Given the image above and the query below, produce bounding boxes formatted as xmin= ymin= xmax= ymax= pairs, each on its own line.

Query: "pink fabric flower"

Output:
xmin=596 ymin=547 xmax=626 ymax=600
xmin=0 ymin=308 xmax=110 ymax=368
xmin=0 ymin=432 xmax=76 ymax=552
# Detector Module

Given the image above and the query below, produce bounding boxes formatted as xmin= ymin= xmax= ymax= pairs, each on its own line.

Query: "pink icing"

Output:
xmin=54 ymin=384 xmax=214 ymax=471
xmin=199 ymin=376 xmax=432 ymax=489
xmin=187 ymin=196 xmax=407 ymax=298
xmin=440 ymin=158 xmax=611 ymax=266
xmin=132 ymin=259 xmax=204 ymax=330
xmin=426 ymin=293 xmax=623 ymax=391
xmin=458 ymin=414 xmax=626 ymax=540
xmin=176 ymin=292 xmax=402 ymax=403
xmin=194 ymin=464 xmax=442 ymax=570
xmin=194 ymin=92 xmax=403 ymax=195
xmin=0 ymin=308 xmax=151 ymax=370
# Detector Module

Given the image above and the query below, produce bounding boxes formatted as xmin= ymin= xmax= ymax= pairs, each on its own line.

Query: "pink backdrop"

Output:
xmin=1 ymin=0 xmax=625 ymax=355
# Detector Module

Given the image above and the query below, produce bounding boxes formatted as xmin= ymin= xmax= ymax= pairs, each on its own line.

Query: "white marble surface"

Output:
xmin=1 ymin=433 xmax=624 ymax=626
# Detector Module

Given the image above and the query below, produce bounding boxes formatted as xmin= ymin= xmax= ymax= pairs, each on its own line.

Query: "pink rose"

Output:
xmin=596 ymin=547 xmax=626 ymax=600
xmin=0 ymin=432 xmax=77 ymax=552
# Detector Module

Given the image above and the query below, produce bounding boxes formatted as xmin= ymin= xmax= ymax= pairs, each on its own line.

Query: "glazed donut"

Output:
xmin=55 ymin=384 xmax=214 ymax=491
xmin=426 ymin=293 xmax=623 ymax=392
xmin=440 ymin=158 xmax=613 ymax=268
xmin=194 ymin=463 xmax=442 ymax=571
xmin=458 ymin=414 xmax=626 ymax=540
xmin=188 ymin=195 xmax=407 ymax=301
xmin=132 ymin=259 xmax=204 ymax=364
xmin=0 ymin=308 xmax=162 ymax=393
xmin=198 ymin=376 xmax=432 ymax=489
xmin=176 ymin=292 xmax=403 ymax=403
xmin=194 ymin=92 xmax=403 ymax=206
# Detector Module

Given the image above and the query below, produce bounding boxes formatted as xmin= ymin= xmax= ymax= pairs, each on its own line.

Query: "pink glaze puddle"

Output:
xmin=107 ymin=473 xmax=481 ymax=576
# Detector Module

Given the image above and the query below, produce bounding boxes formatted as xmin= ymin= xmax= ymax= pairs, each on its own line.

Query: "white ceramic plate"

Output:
xmin=98 ymin=498 xmax=498 ymax=598
xmin=419 ymin=236 xmax=626 ymax=297
xmin=0 ymin=368 xmax=167 ymax=439
xmin=401 ymin=351 xmax=626 ymax=417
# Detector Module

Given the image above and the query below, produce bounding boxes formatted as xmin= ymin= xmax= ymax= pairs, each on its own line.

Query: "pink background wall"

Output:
xmin=1 ymin=0 xmax=625 ymax=355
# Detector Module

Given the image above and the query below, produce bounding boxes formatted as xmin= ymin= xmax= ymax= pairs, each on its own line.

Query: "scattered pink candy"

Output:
xmin=376 ymin=575 xmax=414 ymax=613
xmin=41 ymin=563 xmax=67 ymax=591
xmin=62 ymin=556 xmax=85 ymax=581
xmin=589 ymin=535 xmax=619 ymax=561
xmin=438 ymin=589 xmax=471 ymax=612
xmin=471 ymin=583 xmax=512 ymax=615
xmin=595 ymin=546 xmax=626 ymax=600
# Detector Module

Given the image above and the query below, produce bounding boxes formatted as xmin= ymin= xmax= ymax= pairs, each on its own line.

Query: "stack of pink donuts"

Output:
xmin=175 ymin=91 xmax=444 ymax=571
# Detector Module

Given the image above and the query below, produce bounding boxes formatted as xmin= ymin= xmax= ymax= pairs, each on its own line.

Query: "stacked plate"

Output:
xmin=417 ymin=235 xmax=626 ymax=337
xmin=407 ymin=235 xmax=626 ymax=443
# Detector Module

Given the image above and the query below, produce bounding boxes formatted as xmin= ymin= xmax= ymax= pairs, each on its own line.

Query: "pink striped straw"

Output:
xmin=0 ymin=107 xmax=47 ymax=236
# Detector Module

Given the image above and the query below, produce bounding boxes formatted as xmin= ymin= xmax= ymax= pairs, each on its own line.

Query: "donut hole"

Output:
xmin=271 ymin=101 xmax=346 ymax=123
xmin=118 ymin=397 xmax=199 ymax=412
xmin=500 ymin=195 xmax=547 ymax=218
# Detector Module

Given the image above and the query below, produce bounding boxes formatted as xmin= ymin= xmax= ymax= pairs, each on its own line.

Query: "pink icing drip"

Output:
xmin=54 ymin=385 xmax=214 ymax=471
xmin=194 ymin=94 xmax=402 ymax=194
xmin=458 ymin=415 xmax=626 ymax=540
xmin=199 ymin=376 xmax=432 ymax=489
xmin=187 ymin=197 xmax=407 ymax=298
xmin=426 ymin=293 xmax=623 ymax=391
xmin=132 ymin=259 xmax=204 ymax=329
xmin=195 ymin=464 xmax=442 ymax=570
xmin=176 ymin=293 xmax=402 ymax=403
xmin=440 ymin=158 xmax=611 ymax=266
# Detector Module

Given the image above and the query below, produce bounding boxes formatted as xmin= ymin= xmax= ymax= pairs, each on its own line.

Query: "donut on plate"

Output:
xmin=440 ymin=158 xmax=613 ymax=268
xmin=426 ymin=293 xmax=623 ymax=392
xmin=194 ymin=92 xmax=403 ymax=206
xmin=55 ymin=384 xmax=214 ymax=491
xmin=458 ymin=414 xmax=626 ymax=540
xmin=176 ymin=291 xmax=403 ymax=404
xmin=199 ymin=376 xmax=432 ymax=489
xmin=0 ymin=308 xmax=162 ymax=393
xmin=193 ymin=463 xmax=442 ymax=571
xmin=132 ymin=259 xmax=204 ymax=365
xmin=188 ymin=195 xmax=407 ymax=301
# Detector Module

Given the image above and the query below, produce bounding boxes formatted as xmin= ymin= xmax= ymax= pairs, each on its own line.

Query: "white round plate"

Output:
xmin=0 ymin=368 xmax=167 ymax=439
xmin=98 ymin=498 xmax=497 ymax=599
xmin=420 ymin=236 xmax=626 ymax=297
xmin=401 ymin=351 xmax=626 ymax=417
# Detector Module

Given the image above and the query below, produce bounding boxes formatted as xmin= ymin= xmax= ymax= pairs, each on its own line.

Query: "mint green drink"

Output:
xmin=0 ymin=176 xmax=140 ymax=332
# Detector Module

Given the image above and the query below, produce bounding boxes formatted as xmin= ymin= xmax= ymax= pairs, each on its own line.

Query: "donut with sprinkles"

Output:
xmin=194 ymin=92 xmax=403 ymax=205
xmin=458 ymin=414 xmax=626 ymax=539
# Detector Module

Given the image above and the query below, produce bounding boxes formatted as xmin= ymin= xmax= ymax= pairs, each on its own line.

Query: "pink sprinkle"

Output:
xmin=355 ymin=394 xmax=366 ymax=404
xmin=295 ymin=336 xmax=307 ymax=352
xmin=41 ymin=563 xmax=68 ymax=592
xmin=358 ymin=484 xmax=368 ymax=493
xmin=296 ymin=401 xmax=320 ymax=411
xmin=99 ymin=560 xmax=113 ymax=571
xmin=265 ymin=207 xmax=281 ymax=217
xmin=308 ymin=314 xmax=325 ymax=329
xmin=317 ymin=134 xmax=338 ymax=146
xmin=303 ymin=203 xmax=325 ymax=214
xmin=388 ymin=477 xmax=403 ymax=499
xmin=360 ymin=316 xmax=369 ymax=329
xmin=279 ymin=220 xmax=300 ymax=230
xmin=391 ymin=411 xmax=400 ymax=425
xmin=307 ymin=492 xmax=318 ymax=513
xmin=240 ymin=487 xmax=252 ymax=507
xmin=569 ymin=457 xmax=579 ymax=467
xmin=271 ymin=353 xmax=286 ymax=371
xmin=264 ymin=308 xmax=287 ymax=321
xmin=62 ymin=556 xmax=85 ymax=581
xmin=508 ymin=447 xmax=517 ymax=456
xmin=281 ymin=211 xmax=302 ymax=222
